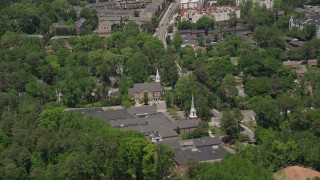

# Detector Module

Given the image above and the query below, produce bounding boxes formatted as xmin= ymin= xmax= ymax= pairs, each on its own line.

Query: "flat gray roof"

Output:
xmin=172 ymin=145 xmax=228 ymax=165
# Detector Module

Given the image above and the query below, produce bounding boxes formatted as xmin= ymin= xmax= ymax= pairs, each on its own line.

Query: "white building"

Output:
xmin=236 ymin=0 xmax=273 ymax=10
xmin=180 ymin=6 xmax=240 ymax=23
xmin=180 ymin=0 xmax=204 ymax=9
xmin=289 ymin=15 xmax=320 ymax=39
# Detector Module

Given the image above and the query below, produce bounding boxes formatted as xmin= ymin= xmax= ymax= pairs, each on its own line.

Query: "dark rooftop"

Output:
xmin=86 ymin=1 xmax=116 ymax=8
xmin=173 ymin=145 xmax=228 ymax=165
xmin=129 ymin=82 xmax=163 ymax=95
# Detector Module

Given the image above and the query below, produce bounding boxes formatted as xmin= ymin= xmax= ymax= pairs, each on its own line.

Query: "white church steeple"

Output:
xmin=189 ymin=94 xmax=197 ymax=119
xmin=155 ymin=68 xmax=160 ymax=83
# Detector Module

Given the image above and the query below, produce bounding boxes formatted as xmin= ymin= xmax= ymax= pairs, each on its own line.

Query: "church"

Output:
xmin=129 ymin=69 xmax=163 ymax=102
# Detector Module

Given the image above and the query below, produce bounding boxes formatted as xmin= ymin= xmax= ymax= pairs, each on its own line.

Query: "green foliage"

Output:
xmin=143 ymin=92 xmax=149 ymax=105
xmin=173 ymin=32 xmax=182 ymax=50
xmin=0 ymin=101 xmax=175 ymax=179
xmin=178 ymin=21 xmax=193 ymax=30
xmin=174 ymin=75 xmax=214 ymax=120
xmin=196 ymin=16 xmax=215 ymax=31
xmin=249 ymin=96 xmax=280 ymax=129
xmin=187 ymin=154 xmax=273 ymax=180
xmin=181 ymin=121 xmax=209 ymax=139
xmin=221 ymin=108 xmax=242 ymax=139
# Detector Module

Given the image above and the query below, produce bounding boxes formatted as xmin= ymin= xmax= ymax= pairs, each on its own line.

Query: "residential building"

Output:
xmin=180 ymin=0 xmax=204 ymax=9
xmin=283 ymin=60 xmax=300 ymax=69
xmin=95 ymin=0 xmax=167 ymax=35
xmin=155 ymin=137 xmax=228 ymax=166
xmin=236 ymin=0 xmax=273 ymax=9
xmin=180 ymin=6 xmax=240 ymax=23
xmin=296 ymin=65 xmax=307 ymax=78
xmin=289 ymin=15 xmax=320 ymax=39
xmin=86 ymin=0 xmax=152 ymax=10
xmin=75 ymin=18 xmax=86 ymax=35
xmin=308 ymin=59 xmax=318 ymax=67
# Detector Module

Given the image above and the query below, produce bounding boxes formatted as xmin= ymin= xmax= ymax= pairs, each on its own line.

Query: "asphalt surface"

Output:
xmin=154 ymin=0 xmax=179 ymax=48
xmin=210 ymin=109 xmax=255 ymax=141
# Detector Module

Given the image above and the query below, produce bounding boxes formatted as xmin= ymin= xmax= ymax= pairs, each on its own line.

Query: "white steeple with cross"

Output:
xmin=189 ymin=94 xmax=197 ymax=119
xmin=155 ymin=68 xmax=160 ymax=83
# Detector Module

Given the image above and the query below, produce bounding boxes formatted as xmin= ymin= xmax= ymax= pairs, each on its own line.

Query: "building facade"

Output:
xmin=180 ymin=0 xmax=204 ymax=9
xmin=180 ymin=6 xmax=240 ymax=23
xmin=129 ymin=70 xmax=163 ymax=101
xmin=236 ymin=0 xmax=273 ymax=9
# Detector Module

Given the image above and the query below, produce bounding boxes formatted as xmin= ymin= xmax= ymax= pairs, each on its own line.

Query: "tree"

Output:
xmin=196 ymin=16 xmax=214 ymax=32
xmin=161 ymin=55 xmax=179 ymax=87
xmin=249 ymin=96 xmax=280 ymax=129
xmin=178 ymin=21 xmax=193 ymax=30
xmin=218 ymin=74 xmax=238 ymax=107
xmin=221 ymin=109 xmax=240 ymax=139
xmin=134 ymin=10 xmax=140 ymax=17
xmin=187 ymin=154 xmax=273 ymax=180
xmin=176 ymin=126 xmax=180 ymax=135
xmin=303 ymin=24 xmax=317 ymax=41
xmin=143 ymin=92 xmax=149 ymax=105
xmin=244 ymin=77 xmax=271 ymax=97
xmin=165 ymin=93 xmax=172 ymax=108
xmin=126 ymin=52 xmax=148 ymax=83
xmin=124 ymin=21 xmax=140 ymax=36
xmin=228 ymin=11 xmax=237 ymax=27
xmin=173 ymin=32 xmax=182 ymax=50
xmin=155 ymin=144 xmax=174 ymax=180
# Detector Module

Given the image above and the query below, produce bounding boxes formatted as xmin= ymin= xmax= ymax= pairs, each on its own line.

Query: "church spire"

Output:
xmin=189 ymin=94 xmax=197 ymax=119
xmin=155 ymin=68 xmax=160 ymax=83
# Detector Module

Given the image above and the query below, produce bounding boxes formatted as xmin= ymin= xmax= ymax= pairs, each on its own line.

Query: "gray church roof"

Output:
xmin=129 ymin=82 xmax=163 ymax=95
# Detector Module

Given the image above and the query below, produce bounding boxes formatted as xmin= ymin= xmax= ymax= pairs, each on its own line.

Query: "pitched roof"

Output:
xmin=129 ymin=82 xmax=163 ymax=95
xmin=75 ymin=18 xmax=86 ymax=28
xmin=291 ymin=15 xmax=320 ymax=27
xmin=283 ymin=60 xmax=299 ymax=66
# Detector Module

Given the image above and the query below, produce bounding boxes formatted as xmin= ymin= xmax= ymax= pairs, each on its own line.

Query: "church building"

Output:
xmin=129 ymin=69 xmax=163 ymax=102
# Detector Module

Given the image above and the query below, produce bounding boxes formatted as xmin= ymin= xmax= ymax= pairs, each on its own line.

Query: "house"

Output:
xmin=308 ymin=59 xmax=318 ymax=67
xmin=154 ymin=137 xmax=228 ymax=166
xmin=44 ymin=45 xmax=54 ymax=53
xmin=236 ymin=0 xmax=273 ymax=9
xmin=234 ymin=76 xmax=243 ymax=85
xmin=129 ymin=69 xmax=163 ymax=101
xmin=50 ymin=22 xmax=75 ymax=36
xmin=75 ymin=18 xmax=86 ymax=35
xmin=289 ymin=15 xmax=320 ymax=39
xmin=283 ymin=61 xmax=300 ymax=69
xmin=296 ymin=65 xmax=307 ymax=78
xmin=289 ymin=39 xmax=305 ymax=47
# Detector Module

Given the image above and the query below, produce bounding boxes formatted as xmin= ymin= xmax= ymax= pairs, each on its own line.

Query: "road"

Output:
xmin=210 ymin=108 xmax=255 ymax=141
xmin=154 ymin=0 xmax=179 ymax=48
